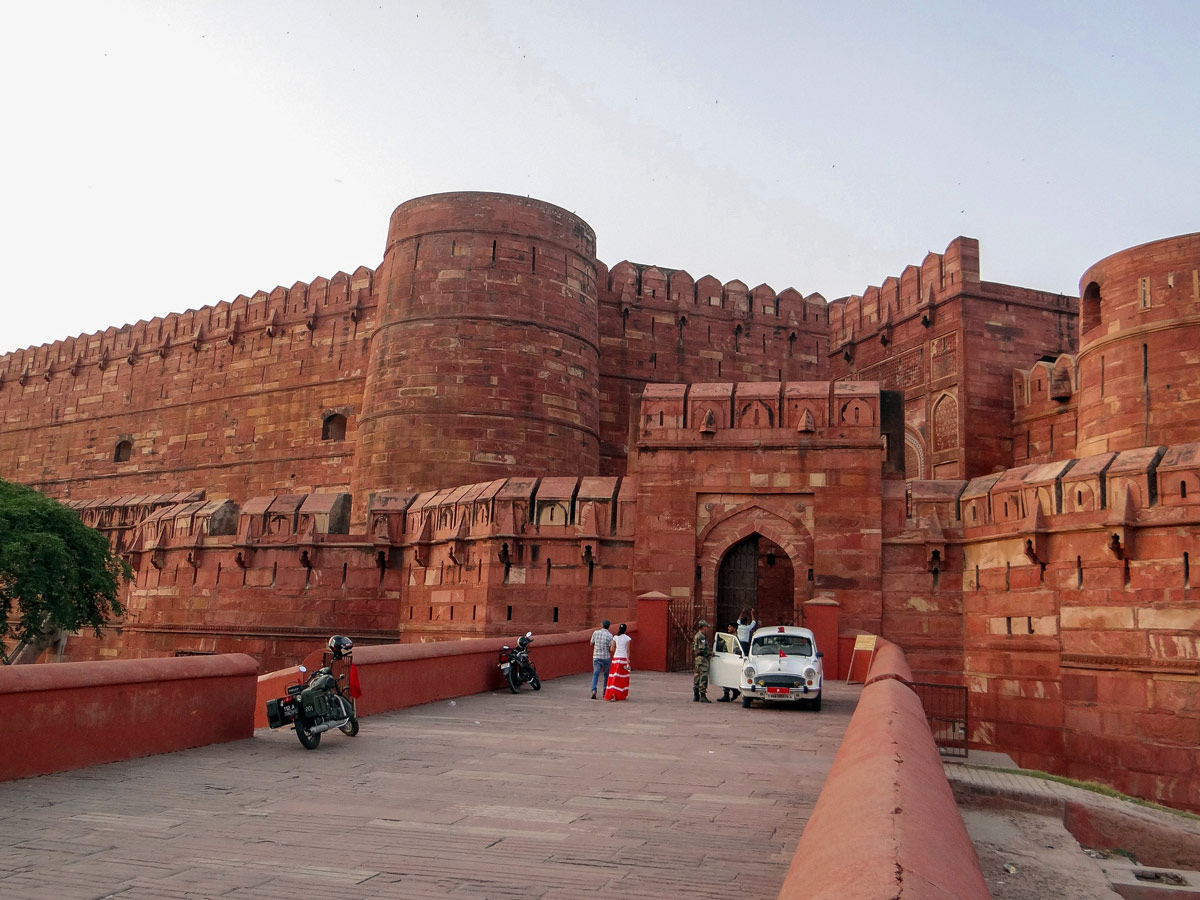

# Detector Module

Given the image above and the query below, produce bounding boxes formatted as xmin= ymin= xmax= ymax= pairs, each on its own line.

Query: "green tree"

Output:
xmin=0 ymin=479 xmax=131 ymax=664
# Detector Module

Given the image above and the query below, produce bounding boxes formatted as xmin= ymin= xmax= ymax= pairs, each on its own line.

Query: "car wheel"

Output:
xmin=741 ymin=695 xmax=753 ymax=709
xmin=811 ymin=693 xmax=822 ymax=712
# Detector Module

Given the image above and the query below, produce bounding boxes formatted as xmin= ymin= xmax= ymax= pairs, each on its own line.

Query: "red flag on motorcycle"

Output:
xmin=348 ymin=662 xmax=363 ymax=699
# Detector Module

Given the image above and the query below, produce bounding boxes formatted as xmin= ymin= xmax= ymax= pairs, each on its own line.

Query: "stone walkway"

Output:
xmin=0 ymin=672 xmax=860 ymax=900
xmin=947 ymin=758 xmax=1200 ymax=831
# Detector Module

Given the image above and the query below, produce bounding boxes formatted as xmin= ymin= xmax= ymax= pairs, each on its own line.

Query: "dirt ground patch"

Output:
xmin=959 ymin=801 xmax=1123 ymax=900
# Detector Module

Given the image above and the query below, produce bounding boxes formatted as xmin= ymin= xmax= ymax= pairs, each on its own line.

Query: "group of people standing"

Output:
xmin=587 ymin=607 xmax=756 ymax=704
xmin=589 ymin=619 xmax=632 ymax=701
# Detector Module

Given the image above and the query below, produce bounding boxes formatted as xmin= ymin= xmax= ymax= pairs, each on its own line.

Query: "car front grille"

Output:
xmin=755 ymin=674 xmax=805 ymax=688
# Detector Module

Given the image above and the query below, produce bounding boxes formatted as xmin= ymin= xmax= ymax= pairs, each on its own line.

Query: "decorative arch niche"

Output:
xmin=931 ymin=393 xmax=959 ymax=453
xmin=696 ymin=505 xmax=811 ymax=629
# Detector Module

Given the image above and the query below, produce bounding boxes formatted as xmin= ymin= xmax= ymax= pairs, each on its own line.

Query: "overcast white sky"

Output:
xmin=2 ymin=1 xmax=1197 ymax=355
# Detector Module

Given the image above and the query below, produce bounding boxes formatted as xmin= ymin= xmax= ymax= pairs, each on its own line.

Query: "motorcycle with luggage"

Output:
xmin=265 ymin=635 xmax=361 ymax=749
xmin=498 ymin=631 xmax=541 ymax=693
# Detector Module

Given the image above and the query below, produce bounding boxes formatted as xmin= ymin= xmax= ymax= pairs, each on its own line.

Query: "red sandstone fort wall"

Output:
xmin=3 ymin=191 xmax=1197 ymax=813
xmin=906 ymin=443 xmax=1200 ymax=811
xmin=1012 ymin=354 xmax=1079 ymax=466
xmin=828 ymin=237 xmax=1077 ymax=481
xmin=351 ymin=193 xmax=603 ymax=504
xmin=630 ymin=381 xmax=907 ymax=638
xmin=595 ymin=261 xmax=830 ymax=471
xmin=1076 ymin=233 xmax=1200 ymax=456
xmin=64 ymin=474 xmax=636 ymax=672
xmin=0 ymin=268 xmax=376 ymax=502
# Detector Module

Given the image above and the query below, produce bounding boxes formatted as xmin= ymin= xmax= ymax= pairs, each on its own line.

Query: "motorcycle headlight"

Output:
xmin=743 ymin=666 xmax=756 ymax=681
xmin=804 ymin=666 xmax=817 ymax=681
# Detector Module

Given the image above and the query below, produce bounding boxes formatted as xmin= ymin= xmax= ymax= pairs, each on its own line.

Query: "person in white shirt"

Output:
xmin=736 ymin=607 xmax=757 ymax=654
xmin=604 ymin=623 xmax=632 ymax=701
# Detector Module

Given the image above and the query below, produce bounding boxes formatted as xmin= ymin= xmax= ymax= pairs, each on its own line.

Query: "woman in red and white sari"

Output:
xmin=604 ymin=623 xmax=632 ymax=701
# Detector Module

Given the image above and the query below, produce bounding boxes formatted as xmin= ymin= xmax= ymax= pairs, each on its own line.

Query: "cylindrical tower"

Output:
xmin=1075 ymin=232 xmax=1200 ymax=456
xmin=351 ymin=192 xmax=601 ymax=502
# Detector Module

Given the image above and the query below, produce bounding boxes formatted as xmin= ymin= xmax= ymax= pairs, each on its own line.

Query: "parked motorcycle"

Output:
xmin=498 ymin=631 xmax=541 ymax=693
xmin=265 ymin=635 xmax=360 ymax=749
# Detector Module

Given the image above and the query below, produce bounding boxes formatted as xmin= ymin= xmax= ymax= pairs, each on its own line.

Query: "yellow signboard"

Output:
xmin=853 ymin=634 xmax=878 ymax=652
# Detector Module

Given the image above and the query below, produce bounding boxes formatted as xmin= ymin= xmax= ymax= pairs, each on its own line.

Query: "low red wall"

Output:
xmin=0 ymin=653 xmax=258 ymax=781
xmin=864 ymin=637 xmax=913 ymax=685
xmin=255 ymin=627 xmax=612 ymax=727
xmin=778 ymin=676 xmax=988 ymax=900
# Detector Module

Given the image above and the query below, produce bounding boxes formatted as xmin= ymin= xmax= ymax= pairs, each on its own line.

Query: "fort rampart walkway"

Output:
xmin=0 ymin=673 xmax=858 ymax=899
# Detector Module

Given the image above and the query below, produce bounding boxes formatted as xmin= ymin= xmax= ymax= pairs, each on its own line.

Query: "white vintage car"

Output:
xmin=710 ymin=625 xmax=824 ymax=710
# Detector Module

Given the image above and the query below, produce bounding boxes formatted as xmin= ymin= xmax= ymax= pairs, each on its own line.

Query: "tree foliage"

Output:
xmin=0 ymin=479 xmax=131 ymax=663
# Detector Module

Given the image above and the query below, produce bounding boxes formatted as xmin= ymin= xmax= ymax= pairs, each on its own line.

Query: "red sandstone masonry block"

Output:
xmin=1137 ymin=711 xmax=1200 ymax=746
xmin=1094 ymin=673 xmax=1149 ymax=709
xmin=1060 ymin=630 xmax=1150 ymax=658
xmin=1062 ymin=671 xmax=1098 ymax=702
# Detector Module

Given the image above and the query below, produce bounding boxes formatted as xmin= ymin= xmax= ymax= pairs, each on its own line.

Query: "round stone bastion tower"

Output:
xmin=1075 ymin=232 xmax=1200 ymax=456
xmin=351 ymin=192 xmax=601 ymax=501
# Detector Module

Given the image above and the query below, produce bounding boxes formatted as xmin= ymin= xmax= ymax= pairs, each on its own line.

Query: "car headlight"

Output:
xmin=743 ymin=666 xmax=756 ymax=681
xmin=804 ymin=667 xmax=817 ymax=682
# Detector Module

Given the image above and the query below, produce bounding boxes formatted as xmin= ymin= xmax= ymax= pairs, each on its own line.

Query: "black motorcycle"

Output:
xmin=265 ymin=635 xmax=360 ymax=749
xmin=498 ymin=631 xmax=541 ymax=693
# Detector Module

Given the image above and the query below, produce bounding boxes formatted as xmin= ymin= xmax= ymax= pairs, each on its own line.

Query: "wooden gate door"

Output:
xmin=717 ymin=536 xmax=758 ymax=633
xmin=666 ymin=594 xmax=697 ymax=672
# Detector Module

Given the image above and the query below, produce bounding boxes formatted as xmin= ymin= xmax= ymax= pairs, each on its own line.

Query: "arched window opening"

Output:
xmin=322 ymin=413 xmax=347 ymax=441
xmin=113 ymin=439 xmax=132 ymax=462
xmin=1081 ymin=281 xmax=1102 ymax=334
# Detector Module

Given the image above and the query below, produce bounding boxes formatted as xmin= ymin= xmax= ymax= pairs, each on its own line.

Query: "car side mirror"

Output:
xmin=816 ymin=651 xmax=824 ymax=658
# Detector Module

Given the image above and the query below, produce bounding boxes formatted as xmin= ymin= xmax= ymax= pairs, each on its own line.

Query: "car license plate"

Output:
xmin=766 ymin=687 xmax=790 ymax=695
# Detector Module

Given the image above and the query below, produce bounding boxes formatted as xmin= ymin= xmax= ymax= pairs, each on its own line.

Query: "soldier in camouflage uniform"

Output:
xmin=692 ymin=619 xmax=712 ymax=702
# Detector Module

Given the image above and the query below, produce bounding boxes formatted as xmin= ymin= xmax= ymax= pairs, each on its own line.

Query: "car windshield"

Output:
xmin=751 ymin=634 xmax=813 ymax=656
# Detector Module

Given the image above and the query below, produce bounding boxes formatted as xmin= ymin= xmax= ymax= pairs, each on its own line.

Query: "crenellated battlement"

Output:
xmin=1011 ymin=354 xmax=1080 ymax=465
xmin=599 ymin=259 xmax=828 ymax=328
xmin=0 ymin=266 xmax=376 ymax=387
xmin=907 ymin=441 xmax=1200 ymax=537
xmin=826 ymin=237 xmax=980 ymax=346
xmin=67 ymin=474 xmax=638 ymax=669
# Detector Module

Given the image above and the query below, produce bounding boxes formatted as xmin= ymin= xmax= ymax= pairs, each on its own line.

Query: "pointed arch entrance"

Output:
xmin=697 ymin=504 xmax=811 ymax=633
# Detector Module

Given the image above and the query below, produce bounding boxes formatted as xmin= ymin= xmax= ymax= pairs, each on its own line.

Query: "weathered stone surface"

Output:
xmin=0 ymin=192 xmax=1198 ymax=812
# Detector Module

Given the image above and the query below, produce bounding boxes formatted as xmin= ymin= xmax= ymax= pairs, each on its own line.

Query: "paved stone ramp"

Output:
xmin=0 ymin=673 xmax=859 ymax=899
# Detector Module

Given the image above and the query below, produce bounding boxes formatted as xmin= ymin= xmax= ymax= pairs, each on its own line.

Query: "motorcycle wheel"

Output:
xmin=338 ymin=696 xmax=359 ymax=736
xmin=296 ymin=722 xmax=321 ymax=749
xmin=507 ymin=666 xmax=521 ymax=693
xmin=530 ymin=666 xmax=541 ymax=691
